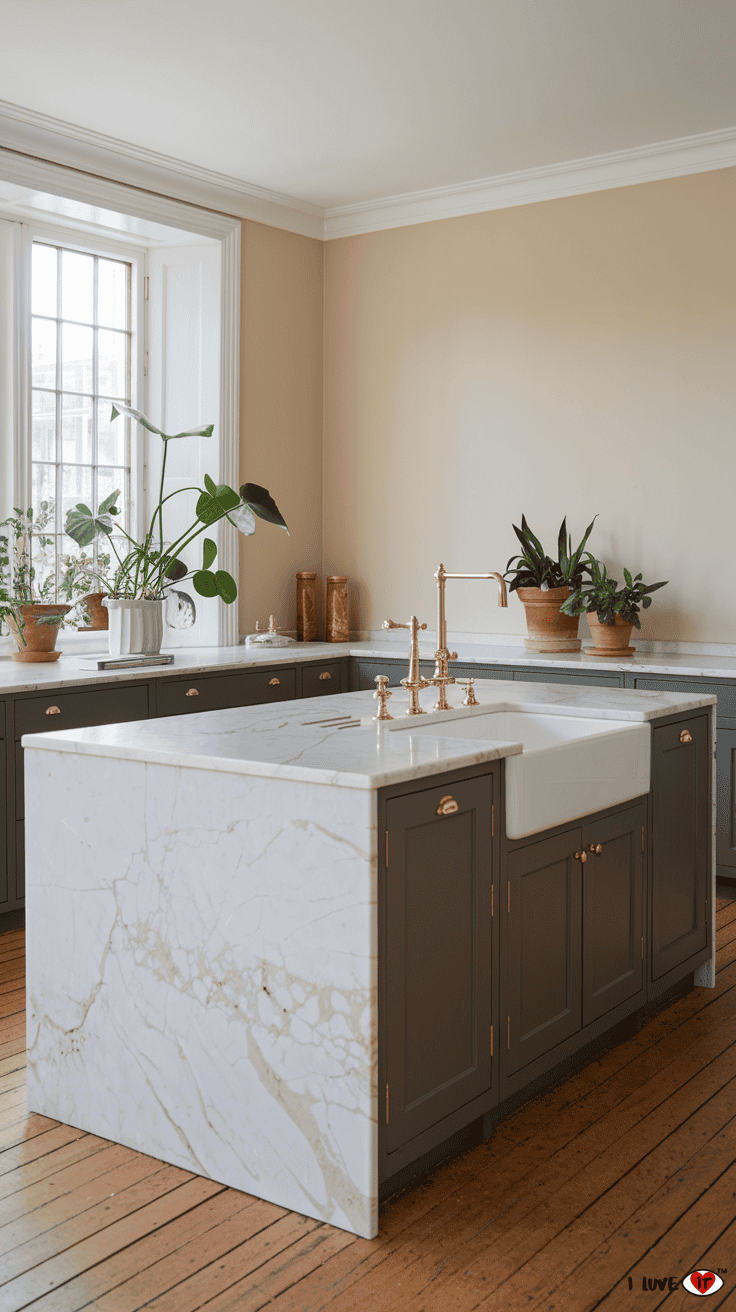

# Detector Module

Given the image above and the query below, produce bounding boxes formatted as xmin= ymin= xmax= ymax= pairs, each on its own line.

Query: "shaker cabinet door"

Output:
xmin=581 ymin=803 xmax=645 ymax=1026
xmin=504 ymin=829 xmax=582 ymax=1081
xmin=383 ymin=775 xmax=494 ymax=1157
xmin=651 ymin=715 xmax=709 ymax=981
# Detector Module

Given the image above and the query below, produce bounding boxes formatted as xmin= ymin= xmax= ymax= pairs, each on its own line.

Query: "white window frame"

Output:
xmin=0 ymin=150 xmax=241 ymax=645
xmin=26 ymin=221 xmax=147 ymax=551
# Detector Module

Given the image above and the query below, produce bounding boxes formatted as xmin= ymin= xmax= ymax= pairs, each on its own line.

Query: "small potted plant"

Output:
xmin=504 ymin=514 xmax=597 ymax=652
xmin=65 ymin=403 xmax=289 ymax=658
xmin=560 ymin=557 xmax=668 ymax=656
xmin=0 ymin=502 xmax=92 ymax=663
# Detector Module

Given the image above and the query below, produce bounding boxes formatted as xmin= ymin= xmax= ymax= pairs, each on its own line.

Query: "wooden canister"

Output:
xmin=325 ymin=575 xmax=349 ymax=643
xmin=296 ymin=571 xmax=317 ymax=641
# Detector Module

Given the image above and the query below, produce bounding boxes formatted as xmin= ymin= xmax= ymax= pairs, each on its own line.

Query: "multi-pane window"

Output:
xmin=30 ymin=242 xmax=133 ymax=592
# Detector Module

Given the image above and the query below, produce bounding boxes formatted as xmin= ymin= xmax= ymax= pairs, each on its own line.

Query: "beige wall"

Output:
xmin=239 ymin=221 xmax=323 ymax=637
xmin=323 ymin=170 xmax=736 ymax=643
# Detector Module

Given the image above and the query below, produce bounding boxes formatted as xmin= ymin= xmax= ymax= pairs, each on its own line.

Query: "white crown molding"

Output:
xmin=1 ymin=99 xmax=734 ymax=244
xmin=324 ymin=125 xmax=736 ymax=239
xmin=0 ymin=99 xmax=324 ymax=240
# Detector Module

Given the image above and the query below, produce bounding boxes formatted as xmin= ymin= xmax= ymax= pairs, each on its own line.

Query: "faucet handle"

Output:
xmin=372 ymin=674 xmax=394 ymax=721
xmin=383 ymin=619 xmax=428 ymax=632
xmin=457 ymin=678 xmax=479 ymax=707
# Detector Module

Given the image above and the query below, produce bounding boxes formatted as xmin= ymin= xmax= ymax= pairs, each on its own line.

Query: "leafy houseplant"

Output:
xmin=560 ymin=557 xmax=668 ymax=656
xmin=65 ymin=404 xmax=288 ymax=657
xmin=0 ymin=503 xmax=96 ymax=663
xmin=504 ymin=514 xmax=597 ymax=653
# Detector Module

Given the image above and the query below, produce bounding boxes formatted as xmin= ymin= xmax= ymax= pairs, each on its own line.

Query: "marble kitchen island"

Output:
xmin=22 ymin=680 xmax=716 ymax=1239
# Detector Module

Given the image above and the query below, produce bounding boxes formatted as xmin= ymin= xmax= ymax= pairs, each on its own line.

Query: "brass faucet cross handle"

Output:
xmin=372 ymin=675 xmax=394 ymax=721
xmin=383 ymin=616 xmax=430 ymax=715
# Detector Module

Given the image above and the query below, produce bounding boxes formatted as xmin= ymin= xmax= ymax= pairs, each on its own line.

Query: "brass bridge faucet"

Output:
xmin=430 ymin=565 xmax=508 ymax=710
xmin=382 ymin=616 xmax=430 ymax=715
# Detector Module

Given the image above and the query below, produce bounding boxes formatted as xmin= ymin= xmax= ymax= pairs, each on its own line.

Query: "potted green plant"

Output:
xmin=64 ymin=403 xmax=288 ymax=658
xmin=0 ymin=502 xmax=94 ymax=663
xmin=504 ymin=514 xmax=597 ymax=652
xmin=560 ymin=557 xmax=668 ymax=656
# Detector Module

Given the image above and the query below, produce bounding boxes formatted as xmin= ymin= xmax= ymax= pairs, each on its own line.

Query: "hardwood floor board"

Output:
xmin=435 ymin=1086 xmax=736 ymax=1310
xmin=324 ymin=1025 xmax=736 ymax=1311
xmin=0 ymin=1066 xmax=26 ymax=1096
xmin=0 ymin=959 xmax=25 ymax=985
xmin=202 ymin=1225 xmax=357 ymax=1312
xmin=0 ymin=1165 xmax=194 ymax=1285
xmin=0 ymin=1132 xmax=109 ymax=1201
xmin=0 ymin=1147 xmax=168 ymax=1257
xmin=594 ymin=1190 xmax=736 ymax=1310
xmin=84 ymin=1195 xmax=289 ymax=1312
xmin=0 ymin=1125 xmax=87 ymax=1179
xmin=0 ymin=1053 xmax=26 ymax=1079
xmin=0 ymin=1027 xmax=27 ymax=1063
xmin=37 ymin=1186 xmax=257 ymax=1312
xmin=0 ymin=988 xmax=25 ymax=1020
xmin=0 ymin=1086 xmax=28 ymax=1125
xmin=0 ymin=1140 xmax=156 ymax=1227
xmin=529 ymin=1123 xmax=736 ymax=1310
xmin=0 ymin=972 xmax=25 ymax=997
xmin=0 ymin=1113 xmax=60 ymax=1154
xmin=265 ymin=1237 xmax=382 ymax=1311
xmin=133 ymin=1212 xmax=319 ymax=1312
xmin=0 ymin=1173 xmax=216 ymax=1309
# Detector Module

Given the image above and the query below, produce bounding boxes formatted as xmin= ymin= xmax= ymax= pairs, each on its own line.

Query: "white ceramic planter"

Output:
xmin=103 ymin=598 xmax=165 ymax=657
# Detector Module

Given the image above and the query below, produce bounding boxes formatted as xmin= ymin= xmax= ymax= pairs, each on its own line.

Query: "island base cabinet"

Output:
xmin=503 ymin=801 xmax=645 ymax=1095
xmin=651 ymin=714 xmax=709 ymax=983
xmin=380 ymin=771 xmax=495 ymax=1178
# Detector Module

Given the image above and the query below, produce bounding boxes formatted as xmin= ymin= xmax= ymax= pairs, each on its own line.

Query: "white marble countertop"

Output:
xmin=23 ymin=679 xmax=716 ymax=790
xmin=3 ymin=634 xmax=736 ymax=697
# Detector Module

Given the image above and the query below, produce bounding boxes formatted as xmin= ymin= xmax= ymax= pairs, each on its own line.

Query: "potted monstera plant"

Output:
xmin=504 ymin=515 xmax=597 ymax=652
xmin=560 ymin=557 xmax=668 ymax=656
xmin=65 ymin=404 xmax=289 ymax=658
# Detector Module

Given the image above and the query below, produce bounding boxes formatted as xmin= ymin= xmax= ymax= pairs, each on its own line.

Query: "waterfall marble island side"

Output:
xmin=22 ymin=680 xmax=716 ymax=1240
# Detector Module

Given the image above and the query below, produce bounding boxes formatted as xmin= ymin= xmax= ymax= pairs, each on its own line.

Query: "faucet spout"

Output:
xmin=430 ymin=564 xmax=508 ymax=710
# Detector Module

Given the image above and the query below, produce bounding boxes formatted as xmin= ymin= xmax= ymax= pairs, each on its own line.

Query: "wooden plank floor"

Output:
xmin=1 ymin=901 xmax=736 ymax=1311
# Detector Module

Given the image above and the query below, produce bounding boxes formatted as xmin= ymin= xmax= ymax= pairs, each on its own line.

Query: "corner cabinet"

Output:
xmin=378 ymin=766 xmax=499 ymax=1181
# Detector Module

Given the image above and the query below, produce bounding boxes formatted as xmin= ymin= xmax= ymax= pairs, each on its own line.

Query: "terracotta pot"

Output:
xmin=8 ymin=604 xmax=71 ymax=662
xmin=78 ymin=592 xmax=109 ymax=631
xmin=517 ymin=586 xmax=581 ymax=652
xmin=585 ymin=612 xmax=636 ymax=657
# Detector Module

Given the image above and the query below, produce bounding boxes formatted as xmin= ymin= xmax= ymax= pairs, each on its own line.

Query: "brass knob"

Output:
xmin=680 ymin=729 xmax=693 ymax=744
xmin=185 ymin=688 xmax=199 ymax=697
xmin=269 ymin=677 xmax=280 ymax=686
xmin=319 ymin=671 xmax=331 ymax=681
xmin=575 ymin=851 xmax=588 ymax=863
xmin=45 ymin=706 xmax=61 ymax=715
xmin=589 ymin=842 xmax=603 ymax=855
xmin=436 ymin=795 xmax=459 ymax=816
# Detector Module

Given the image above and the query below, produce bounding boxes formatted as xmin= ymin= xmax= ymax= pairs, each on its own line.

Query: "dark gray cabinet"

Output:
xmin=380 ymin=769 xmax=496 ymax=1176
xmin=651 ymin=713 xmax=710 ymax=983
xmin=502 ymin=801 xmax=645 ymax=1091
xmin=716 ymin=727 xmax=736 ymax=875
xmin=512 ymin=669 xmax=624 ymax=688
xmin=0 ymin=703 xmax=5 ymax=907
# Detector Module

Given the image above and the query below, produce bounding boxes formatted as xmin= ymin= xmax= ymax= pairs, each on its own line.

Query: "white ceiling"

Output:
xmin=0 ymin=0 xmax=735 ymax=216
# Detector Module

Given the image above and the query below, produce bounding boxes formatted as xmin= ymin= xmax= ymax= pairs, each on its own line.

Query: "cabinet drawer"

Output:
xmin=15 ymin=684 xmax=149 ymax=739
xmin=633 ymin=676 xmax=732 ymax=716
xmin=302 ymin=662 xmax=344 ymax=698
xmin=157 ymin=667 xmax=296 ymax=716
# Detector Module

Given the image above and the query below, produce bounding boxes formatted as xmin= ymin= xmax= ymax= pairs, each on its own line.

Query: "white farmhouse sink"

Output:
xmin=397 ymin=710 xmax=650 ymax=839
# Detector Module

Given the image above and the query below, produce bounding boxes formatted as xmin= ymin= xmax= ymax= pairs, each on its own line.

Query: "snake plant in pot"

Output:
xmin=504 ymin=514 xmax=597 ymax=652
xmin=64 ymin=404 xmax=289 ymax=657
xmin=560 ymin=557 xmax=668 ymax=656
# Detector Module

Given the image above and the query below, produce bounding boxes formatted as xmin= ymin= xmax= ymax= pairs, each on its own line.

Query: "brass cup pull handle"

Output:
xmin=269 ymin=677 xmax=280 ymax=686
xmin=185 ymin=688 xmax=199 ymax=698
xmin=45 ymin=705 xmax=61 ymax=716
xmin=319 ymin=671 xmax=331 ymax=681
xmin=574 ymin=850 xmax=588 ymax=863
xmin=589 ymin=842 xmax=603 ymax=855
xmin=680 ymin=729 xmax=693 ymax=744
xmin=437 ymin=795 xmax=459 ymax=816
